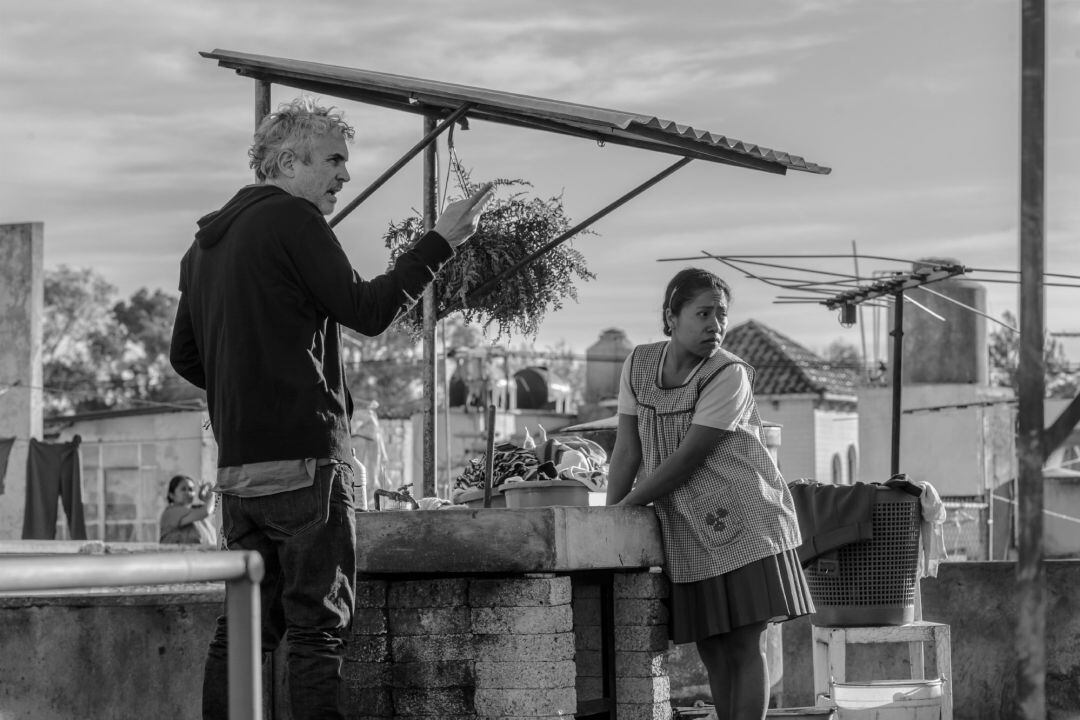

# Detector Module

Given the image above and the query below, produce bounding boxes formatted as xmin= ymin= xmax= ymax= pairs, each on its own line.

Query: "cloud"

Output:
xmin=4 ymin=0 xmax=1080 ymax=360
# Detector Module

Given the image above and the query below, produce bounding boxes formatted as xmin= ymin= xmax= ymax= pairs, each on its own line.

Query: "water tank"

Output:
xmin=888 ymin=258 xmax=987 ymax=385
xmin=513 ymin=366 xmax=569 ymax=410
xmin=585 ymin=328 xmax=633 ymax=403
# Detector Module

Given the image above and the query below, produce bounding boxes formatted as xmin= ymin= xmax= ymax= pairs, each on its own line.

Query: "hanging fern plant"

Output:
xmin=383 ymin=163 xmax=595 ymax=338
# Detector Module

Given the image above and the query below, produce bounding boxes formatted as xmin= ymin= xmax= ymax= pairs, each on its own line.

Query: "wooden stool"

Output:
xmin=812 ymin=621 xmax=953 ymax=720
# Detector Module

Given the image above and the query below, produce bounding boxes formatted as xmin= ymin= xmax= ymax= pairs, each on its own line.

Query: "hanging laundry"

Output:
xmin=22 ymin=435 xmax=87 ymax=540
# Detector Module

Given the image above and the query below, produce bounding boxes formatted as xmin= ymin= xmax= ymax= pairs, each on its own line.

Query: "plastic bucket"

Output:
xmin=453 ymin=487 xmax=506 ymax=508
xmin=500 ymin=479 xmax=590 ymax=508
xmin=830 ymin=679 xmax=942 ymax=720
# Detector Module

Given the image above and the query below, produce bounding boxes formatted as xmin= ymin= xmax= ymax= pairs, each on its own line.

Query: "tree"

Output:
xmin=43 ymin=266 xmax=125 ymax=415
xmin=342 ymin=324 xmax=425 ymax=419
xmin=821 ymin=339 xmax=863 ymax=370
xmin=343 ymin=317 xmax=504 ymax=419
xmin=989 ymin=310 xmax=1078 ymax=398
xmin=112 ymin=287 xmax=192 ymax=404
xmin=820 ymin=338 xmax=882 ymax=386
xmin=42 ymin=266 xmax=197 ymax=416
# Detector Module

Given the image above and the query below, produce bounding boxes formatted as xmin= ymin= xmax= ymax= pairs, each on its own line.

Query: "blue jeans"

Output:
xmin=202 ymin=463 xmax=356 ymax=720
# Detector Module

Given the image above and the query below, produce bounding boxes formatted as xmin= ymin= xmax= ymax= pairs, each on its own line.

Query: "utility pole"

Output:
xmin=1016 ymin=1 xmax=1046 ymax=718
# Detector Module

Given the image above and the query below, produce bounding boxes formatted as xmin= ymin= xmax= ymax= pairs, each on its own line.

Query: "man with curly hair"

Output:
xmin=171 ymin=96 xmax=491 ymax=720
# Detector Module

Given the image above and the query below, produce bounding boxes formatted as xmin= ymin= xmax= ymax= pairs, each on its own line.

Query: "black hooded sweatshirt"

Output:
xmin=170 ymin=184 xmax=453 ymax=468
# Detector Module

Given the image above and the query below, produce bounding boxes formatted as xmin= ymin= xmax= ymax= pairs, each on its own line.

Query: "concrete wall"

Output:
xmin=780 ymin=560 xmax=1080 ymax=719
xmin=0 ymin=223 xmax=44 ymax=541
xmin=3 ymin=550 xmax=1080 ymax=719
xmin=0 ymin=590 xmax=220 ymax=720
xmin=859 ymin=384 xmax=1016 ymax=496
xmin=756 ymin=397 xmax=815 ymax=479
xmin=48 ymin=408 xmax=216 ymax=489
xmin=755 ymin=396 xmax=858 ymax=484
xmin=0 ymin=541 xmax=221 ymax=720
xmin=1043 ymin=474 xmax=1080 ymax=558
xmin=814 ymin=406 xmax=859 ymax=484
xmin=2 ymin=546 xmax=1080 ymax=720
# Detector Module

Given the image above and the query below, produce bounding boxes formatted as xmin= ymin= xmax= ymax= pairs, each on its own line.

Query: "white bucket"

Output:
xmin=830 ymin=679 xmax=942 ymax=720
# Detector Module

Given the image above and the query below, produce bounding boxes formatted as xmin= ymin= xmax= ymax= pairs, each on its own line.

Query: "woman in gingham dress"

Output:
xmin=607 ymin=267 xmax=813 ymax=720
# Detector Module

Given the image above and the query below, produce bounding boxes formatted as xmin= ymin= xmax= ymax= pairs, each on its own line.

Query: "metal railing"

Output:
xmin=0 ymin=550 xmax=264 ymax=719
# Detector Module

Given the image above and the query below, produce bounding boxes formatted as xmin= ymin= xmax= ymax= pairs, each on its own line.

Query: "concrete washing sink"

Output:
xmin=355 ymin=505 xmax=664 ymax=574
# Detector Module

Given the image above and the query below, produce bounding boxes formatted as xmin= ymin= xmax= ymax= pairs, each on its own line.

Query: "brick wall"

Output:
xmin=348 ymin=570 xmax=671 ymax=719
xmin=612 ymin=571 xmax=672 ymax=720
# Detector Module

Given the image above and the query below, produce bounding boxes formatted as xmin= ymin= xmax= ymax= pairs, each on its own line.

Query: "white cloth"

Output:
xmin=912 ymin=479 xmax=948 ymax=578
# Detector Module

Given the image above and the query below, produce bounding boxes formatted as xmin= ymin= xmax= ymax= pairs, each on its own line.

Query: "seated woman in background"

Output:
xmin=159 ymin=474 xmax=218 ymax=546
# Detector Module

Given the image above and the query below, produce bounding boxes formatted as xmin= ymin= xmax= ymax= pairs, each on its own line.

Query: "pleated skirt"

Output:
xmin=669 ymin=547 xmax=815 ymax=645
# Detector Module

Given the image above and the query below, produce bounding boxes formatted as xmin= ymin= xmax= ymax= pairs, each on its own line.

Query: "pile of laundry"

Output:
xmin=453 ymin=426 xmax=608 ymax=498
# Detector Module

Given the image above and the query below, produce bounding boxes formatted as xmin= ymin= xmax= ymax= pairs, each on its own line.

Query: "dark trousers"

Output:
xmin=202 ymin=463 xmax=356 ymax=720
xmin=22 ymin=438 xmax=87 ymax=540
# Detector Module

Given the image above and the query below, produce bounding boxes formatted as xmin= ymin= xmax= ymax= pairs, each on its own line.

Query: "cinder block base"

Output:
xmin=345 ymin=569 xmax=672 ymax=717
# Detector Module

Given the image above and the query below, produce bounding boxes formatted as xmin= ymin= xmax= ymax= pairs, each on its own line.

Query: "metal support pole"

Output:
xmin=228 ymin=561 xmax=264 ymax=720
xmin=422 ymin=114 xmax=439 ymax=497
xmin=442 ymin=320 xmax=453 ymax=497
xmin=255 ymin=80 xmax=271 ymax=130
xmin=890 ymin=290 xmax=904 ymax=476
xmin=483 ymin=403 xmax=496 ymax=509
xmin=256 ymin=80 xmax=272 ymax=184
xmin=1017 ymin=1 xmax=1047 ymax=717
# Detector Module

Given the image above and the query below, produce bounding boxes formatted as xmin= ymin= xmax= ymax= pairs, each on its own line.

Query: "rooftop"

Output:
xmin=724 ymin=319 xmax=859 ymax=398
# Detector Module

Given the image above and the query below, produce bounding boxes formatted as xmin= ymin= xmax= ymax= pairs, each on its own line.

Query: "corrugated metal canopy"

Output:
xmin=201 ymin=49 xmax=830 ymax=177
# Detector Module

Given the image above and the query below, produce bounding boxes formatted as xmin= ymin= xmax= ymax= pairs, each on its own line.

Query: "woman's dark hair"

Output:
xmin=661 ymin=267 xmax=732 ymax=336
xmin=167 ymin=474 xmax=194 ymax=502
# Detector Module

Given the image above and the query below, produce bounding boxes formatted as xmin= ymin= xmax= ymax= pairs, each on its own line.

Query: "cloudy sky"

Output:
xmin=4 ymin=0 xmax=1080 ymax=362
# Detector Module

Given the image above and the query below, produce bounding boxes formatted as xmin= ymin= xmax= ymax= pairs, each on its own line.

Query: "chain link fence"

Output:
xmin=942 ymin=496 xmax=990 ymax=561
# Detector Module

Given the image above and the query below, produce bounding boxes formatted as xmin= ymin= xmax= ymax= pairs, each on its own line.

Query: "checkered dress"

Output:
xmin=628 ymin=342 xmax=802 ymax=583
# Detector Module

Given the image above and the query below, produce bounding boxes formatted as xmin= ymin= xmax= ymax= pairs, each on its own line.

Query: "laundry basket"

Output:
xmin=804 ymin=486 xmax=921 ymax=626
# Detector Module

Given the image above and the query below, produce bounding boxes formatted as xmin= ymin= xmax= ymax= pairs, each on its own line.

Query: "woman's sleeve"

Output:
xmin=615 ymin=354 xmax=637 ymax=416
xmin=692 ymin=363 xmax=752 ymax=431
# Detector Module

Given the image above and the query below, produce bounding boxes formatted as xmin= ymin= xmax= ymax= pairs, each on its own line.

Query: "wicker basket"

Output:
xmin=804 ymin=487 xmax=921 ymax=626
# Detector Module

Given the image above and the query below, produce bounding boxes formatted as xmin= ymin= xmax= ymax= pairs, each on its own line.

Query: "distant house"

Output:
xmin=723 ymin=320 xmax=860 ymax=483
xmin=42 ymin=404 xmax=216 ymax=542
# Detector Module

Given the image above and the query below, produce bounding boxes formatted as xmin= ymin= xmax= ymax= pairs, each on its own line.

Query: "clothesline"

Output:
xmin=0 ymin=380 xmax=206 ymax=414
xmin=992 ymin=493 xmax=1080 ymax=525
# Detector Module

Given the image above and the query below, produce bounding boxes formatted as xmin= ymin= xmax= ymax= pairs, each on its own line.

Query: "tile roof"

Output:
xmin=724 ymin=320 xmax=859 ymax=398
